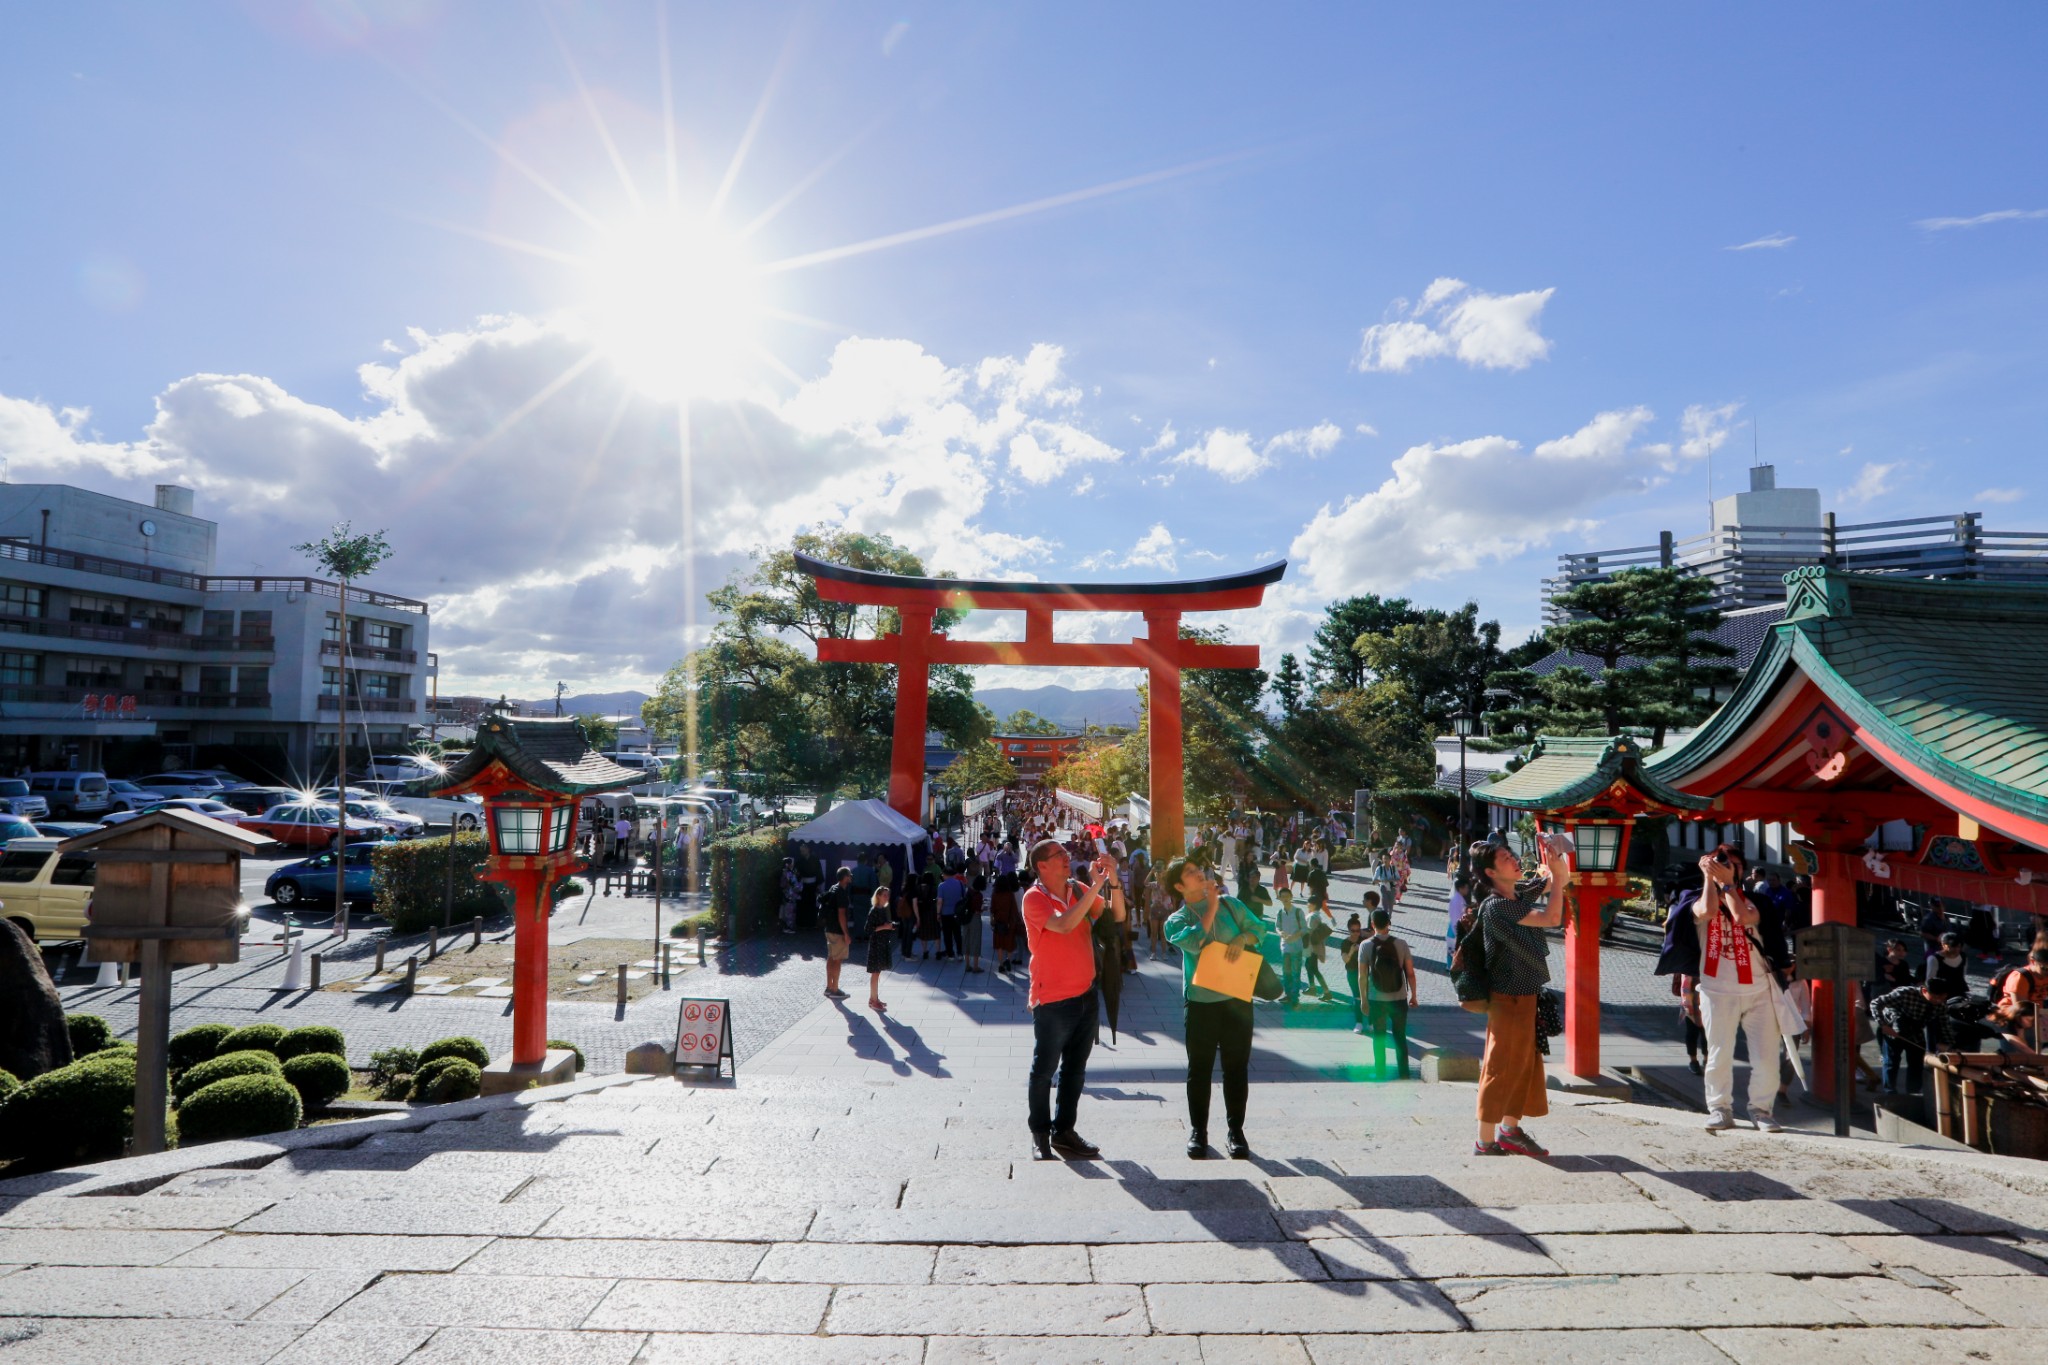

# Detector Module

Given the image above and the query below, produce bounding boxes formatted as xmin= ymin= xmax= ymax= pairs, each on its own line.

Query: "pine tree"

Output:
xmin=1270 ymin=652 xmax=1305 ymax=718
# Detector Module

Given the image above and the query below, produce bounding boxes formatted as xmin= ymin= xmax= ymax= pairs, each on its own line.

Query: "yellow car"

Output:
xmin=0 ymin=837 xmax=96 ymax=943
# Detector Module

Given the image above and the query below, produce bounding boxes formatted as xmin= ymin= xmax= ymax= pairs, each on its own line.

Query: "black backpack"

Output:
xmin=1369 ymin=936 xmax=1406 ymax=995
xmin=1451 ymin=906 xmax=1492 ymax=1013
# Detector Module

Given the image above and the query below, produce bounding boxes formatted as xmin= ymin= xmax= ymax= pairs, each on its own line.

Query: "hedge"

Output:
xmin=218 ymin=1023 xmax=287 ymax=1057
xmin=548 ymin=1038 xmax=586 ymax=1072
xmin=275 ymin=1025 xmax=346 ymax=1062
xmin=371 ymin=832 xmax=506 ymax=934
xmin=417 ymin=1036 xmax=489 ymax=1069
xmin=281 ymin=1052 xmax=351 ymax=1108
xmin=0 ymin=1068 xmax=17 ymax=1104
xmin=179 ymin=1074 xmax=303 ymax=1144
xmin=1364 ymin=788 xmax=1462 ymax=856
xmin=174 ymin=1049 xmax=283 ymax=1104
xmin=66 ymin=1013 xmax=113 ymax=1057
xmin=412 ymin=1057 xmax=481 ymax=1103
xmin=708 ymin=826 xmax=787 ymax=941
xmin=169 ymin=1023 xmax=235 ymax=1072
xmin=0 ymin=1051 xmax=141 ymax=1165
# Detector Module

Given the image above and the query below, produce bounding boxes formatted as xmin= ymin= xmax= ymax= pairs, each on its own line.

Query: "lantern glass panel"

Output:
xmin=493 ymin=805 xmax=543 ymax=855
xmin=548 ymin=805 xmax=574 ymax=853
xmin=1576 ymin=822 xmax=1623 ymax=872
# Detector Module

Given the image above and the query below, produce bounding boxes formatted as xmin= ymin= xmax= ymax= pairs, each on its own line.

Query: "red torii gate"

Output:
xmin=796 ymin=552 xmax=1286 ymax=860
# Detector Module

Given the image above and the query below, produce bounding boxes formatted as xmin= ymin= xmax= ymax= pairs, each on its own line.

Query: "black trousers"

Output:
xmin=1029 ymin=991 xmax=1097 ymax=1134
xmin=1185 ymin=997 xmax=1254 ymax=1135
xmin=941 ymin=917 xmax=963 ymax=958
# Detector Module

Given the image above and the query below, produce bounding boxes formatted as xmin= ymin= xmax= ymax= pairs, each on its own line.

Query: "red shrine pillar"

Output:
xmin=502 ymin=867 xmax=553 ymax=1065
xmin=1564 ymin=877 xmax=1607 ymax=1078
xmin=1808 ymin=844 xmax=1857 ymax=1104
xmin=887 ymin=606 xmax=935 ymax=826
xmin=1145 ymin=610 xmax=1184 ymax=862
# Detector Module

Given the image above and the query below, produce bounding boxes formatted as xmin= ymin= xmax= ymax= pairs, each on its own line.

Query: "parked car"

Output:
xmin=104 ymin=779 xmax=157 ymax=813
xmin=265 ymin=844 xmax=376 ymax=909
xmin=341 ymin=799 xmax=424 ymax=839
xmin=368 ymin=754 xmax=444 ymax=783
xmin=103 ymin=798 xmax=251 ymax=828
xmin=216 ymin=785 xmax=305 ymax=816
xmin=129 ymin=772 xmax=229 ymax=800
xmin=241 ymin=803 xmax=390 ymax=847
xmin=0 ymin=837 xmax=96 ymax=943
xmin=26 ymin=771 xmax=110 ymax=818
xmin=0 ymin=779 xmax=49 ymax=821
xmin=384 ymin=779 xmax=484 ymax=831
xmin=33 ymin=822 xmax=101 ymax=840
xmin=0 ymin=815 xmax=44 ymax=847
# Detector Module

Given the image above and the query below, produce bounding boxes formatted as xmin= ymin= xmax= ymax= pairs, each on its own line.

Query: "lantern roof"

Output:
xmin=57 ymin=807 xmax=275 ymax=855
xmin=1472 ymin=734 xmax=1710 ymax=818
xmin=432 ymin=715 xmax=642 ymax=798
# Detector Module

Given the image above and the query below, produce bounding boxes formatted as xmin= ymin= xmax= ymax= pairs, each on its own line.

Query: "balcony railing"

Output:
xmin=0 ymin=684 xmax=271 ymax=710
xmin=0 ymin=612 xmax=275 ymax=652
xmin=0 ymin=539 xmax=428 ymax=614
xmin=317 ymin=695 xmax=417 ymax=713
xmin=320 ymin=639 xmax=418 ymax=664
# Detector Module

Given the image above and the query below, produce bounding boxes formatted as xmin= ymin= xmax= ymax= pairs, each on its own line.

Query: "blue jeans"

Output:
xmin=1347 ymin=968 xmax=1363 ymax=1026
xmin=1879 ymin=1030 xmax=1923 ymax=1094
xmin=1282 ymin=945 xmax=1304 ymax=1002
xmin=1029 ymin=991 xmax=1098 ymax=1134
xmin=1368 ymin=998 xmax=1411 ymax=1078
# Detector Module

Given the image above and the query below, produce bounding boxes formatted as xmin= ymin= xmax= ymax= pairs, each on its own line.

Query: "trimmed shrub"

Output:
xmin=412 ymin=1057 xmax=481 ymax=1103
xmin=174 ymin=1049 xmax=283 ymax=1104
xmin=275 ymin=1025 xmax=346 ymax=1062
xmin=547 ymin=1039 xmax=586 ymax=1072
xmin=370 ymin=832 xmax=506 ymax=934
xmin=168 ymin=1023 xmax=235 ymax=1072
xmin=0 ymin=1067 xmax=18 ymax=1104
xmin=417 ymin=1036 xmax=489 ymax=1069
xmin=368 ymin=1045 xmax=418 ymax=1101
xmin=670 ymin=909 xmax=716 ymax=937
xmin=281 ymin=1052 xmax=351 ymax=1109
xmin=552 ymin=878 xmax=586 ymax=901
xmin=65 ymin=1013 xmax=113 ymax=1057
xmin=178 ymin=1073 xmax=303 ymax=1144
xmin=217 ymin=1023 xmax=287 ymax=1057
xmin=0 ymin=1051 xmax=141 ymax=1164
xmin=708 ymin=826 xmax=786 ymax=941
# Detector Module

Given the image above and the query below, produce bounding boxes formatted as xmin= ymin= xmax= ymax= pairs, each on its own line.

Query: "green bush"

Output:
xmin=708 ymin=826 xmax=786 ymax=941
xmin=368 ymin=1045 xmax=418 ymax=1100
xmin=553 ymin=878 xmax=585 ymax=901
xmin=168 ymin=1023 xmax=235 ymax=1072
xmin=670 ymin=909 xmax=717 ymax=937
xmin=370 ymin=832 xmax=506 ymax=934
xmin=65 ymin=1013 xmax=113 ymax=1057
xmin=275 ymin=1025 xmax=346 ymax=1062
xmin=412 ymin=1057 xmax=481 ymax=1103
xmin=178 ymin=1073 xmax=303 ymax=1144
xmin=280 ymin=1052 xmax=351 ymax=1109
xmin=217 ymin=1023 xmax=287 ymax=1057
xmin=0 ymin=1052 xmax=142 ymax=1164
xmin=547 ymin=1038 xmax=586 ymax=1072
xmin=1364 ymin=788 xmax=1461 ymax=856
xmin=174 ymin=1049 xmax=283 ymax=1104
xmin=417 ymin=1036 xmax=489 ymax=1069
xmin=0 ymin=1068 xmax=18 ymax=1104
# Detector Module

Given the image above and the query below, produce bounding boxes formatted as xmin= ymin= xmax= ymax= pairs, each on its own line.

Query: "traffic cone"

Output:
xmin=281 ymin=937 xmax=304 ymax=991
xmin=94 ymin=957 xmax=120 ymax=987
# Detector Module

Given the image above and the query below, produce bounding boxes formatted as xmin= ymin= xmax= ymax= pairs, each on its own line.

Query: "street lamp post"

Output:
xmin=1450 ymin=708 xmax=1476 ymax=848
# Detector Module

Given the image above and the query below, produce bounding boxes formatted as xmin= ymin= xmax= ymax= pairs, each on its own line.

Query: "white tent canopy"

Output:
xmin=786 ymin=798 xmax=929 ymax=849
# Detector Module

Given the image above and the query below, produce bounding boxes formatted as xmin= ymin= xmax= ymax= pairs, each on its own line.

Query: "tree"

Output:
xmin=999 ymin=709 xmax=1063 ymax=736
xmin=1351 ymin=603 xmax=1502 ymax=731
xmin=1633 ymin=572 xmax=1741 ymax=747
xmin=574 ymin=714 xmax=621 ymax=750
xmin=1181 ymin=624 xmax=1268 ymax=819
xmin=937 ymin=740 xmax=1018 ymax=796
xmin=1270 ymin=652 xmax=1305 ymax=719
xmin=1255 ymin=681 xmax=1435 ymax=810
xmin=1046 ymin=732 xmax=1149 ymax=811
xmin=294 ymin=521 xmax=392 ymax=935
xmin=1308 ymin=595 xmax=1423 ymax=690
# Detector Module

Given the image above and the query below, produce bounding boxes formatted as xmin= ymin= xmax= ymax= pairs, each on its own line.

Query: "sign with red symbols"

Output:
xmin=673 ymin=997 xmax=734 ymax=1075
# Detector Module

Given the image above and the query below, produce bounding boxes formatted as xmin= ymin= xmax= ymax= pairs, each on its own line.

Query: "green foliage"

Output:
xmin=547 ymin=1039 xmax=586 ymax=1072
xmin=574 ymin=713 xmax=621 ymax=749
xmin=708 ymin=825 xmax=787 ymax=940
xmin=1270 ymin=653 xmax=1306 ymax=719
xmin=275 ymin=1025 xmax=347 ymax=1062
xmin=0 ymin=1068 xmax=18 ymax=1104
xmin=174 ymin=1050 xmax=283 ymax=1104
xmin=936 ymin=740 xmax=1019 ymax=796
xmin=370 ymin=832 xmax=504 ymax=934
xmin=417 ymin=1036 xmax=490 ymax=1069
xmin=1255 ymin=682 xmax=1435 ymax=814
xmin=1309 ymin=595 xmax=1425 ymax=690
xmin=0 ymin=1051 xmax=142 ymax=1164
xmin=999 ymin=708 xmax=1064 ymax=736
xmin=671 ymin=909 xmax=717 ymax=937
xmin=367 ymin=1046 xmax=419 ymax=1089
xmin=1364 ymin=789 xmax=1462 ymax=856
xmin=553 ymin=879 xmax=586 ymax=901
xmin=218 ymin=1023 xmax=287 ymax=1057
xmin=1045 ymin=734 xmax=1146 ymax=812
xmin=65 ymin=1013 xmax=113 ymax=1057
xmin=168 ymin=1024 xmax=235 ymax=1072
xmin=1352 ymin=602 xmax=1503 ymax=732
xmin=294 ymin=521 xmax=393 ymax=584
xmin=178 ymin=1073 xmax=303 ymax=1144
xmin=411 ymin=1057 xmax=482 ymax=1102
xmin=280 ymin=1052 xmax=351 ymax=1109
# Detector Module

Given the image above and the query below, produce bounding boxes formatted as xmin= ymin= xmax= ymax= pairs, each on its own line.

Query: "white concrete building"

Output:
xmin=0 ymin=482 xmax=431 ymax=778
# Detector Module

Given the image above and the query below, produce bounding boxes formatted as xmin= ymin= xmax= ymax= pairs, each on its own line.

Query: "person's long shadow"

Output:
xmin=832 ymin=1002 xmax=911 ymax=1076
xmin=879 ymin=1013 xmax=952 ymax=1078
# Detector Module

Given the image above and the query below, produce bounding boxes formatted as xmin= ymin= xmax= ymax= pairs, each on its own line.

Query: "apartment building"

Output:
xmin=0 ymin=483 xmax=432 ymax=778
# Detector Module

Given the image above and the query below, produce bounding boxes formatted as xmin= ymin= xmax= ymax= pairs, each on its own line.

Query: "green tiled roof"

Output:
xmin=1473 ymin=734 xmax=1709 ymax=813
xmin=433 ymin=715 xmax=641 ymax=797
xmin=1649 ymin=567 xmax=2048 ymax=828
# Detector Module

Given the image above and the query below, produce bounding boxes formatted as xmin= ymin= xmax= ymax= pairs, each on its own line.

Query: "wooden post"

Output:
xmin=616 ymin=962 xmax=628 ymax=1008
xmin=131 ymin=939 xmax=173 ymax=1155
xmin=1809 ymin=847 xmax=1856 ymax=1105
xmin=309 ymin=951 xmax=323 ymax=990
xmin=471 ymin=916 xmax=482 ymax=948
xmin=404 ymin=955 xmax=418 ymax=995
xmin=374 ymin=941 xmax=386 ymax=975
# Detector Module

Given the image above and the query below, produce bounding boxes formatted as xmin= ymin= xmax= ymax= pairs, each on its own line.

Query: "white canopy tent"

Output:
xmin=786 ymin=799 xmax=929 ymax=850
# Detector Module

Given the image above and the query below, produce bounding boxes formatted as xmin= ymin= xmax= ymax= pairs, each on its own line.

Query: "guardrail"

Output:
xmin=0 ymin=538 xmax=428 ymax=614
xmin=317 ymin=695 xmax=418 ymax=713
xmin=0 ymin=685 xmax=271 ymax=710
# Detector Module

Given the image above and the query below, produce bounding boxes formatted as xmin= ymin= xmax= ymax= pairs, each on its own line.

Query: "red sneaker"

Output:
xmin=1472 ymin=1140 xmax=1508 ymax=1156
xmin=1496 ymin=1126 xmax=1549 ymax=1158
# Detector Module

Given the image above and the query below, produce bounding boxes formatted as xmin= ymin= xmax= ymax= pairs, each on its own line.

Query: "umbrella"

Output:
xmin=1094 ymin=913 xmax=1125 ymax=1044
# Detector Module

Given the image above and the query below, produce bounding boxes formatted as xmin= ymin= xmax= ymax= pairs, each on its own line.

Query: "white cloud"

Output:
xmin=1290 ymin=406 xmax=1705 ymax=598
xmin=1265 ymin=421 xmax=1342 ymax=457
xmin=1355 ymin=278 xmax=1556 ymax=373
xmin=1140 ymin=420 xmax=1177 ymax=456
xmin=1124 ymin=522 xmax=1177 ymax=572
xmin=1679 ymin=403 xmax=1741 ymax=461
xmin=1916 ymin=208 xmax=2048 ymax=232
xmin=1840 ymin=460 xmax=1904 ymax=506
xmin=1353 ymin=423 xmax=1377 ymax=437
xmin=1171 ymin=421 xmax=1343 ymax=482
xmin=1976 ymin=487 xmax=2025 ymax=504
xmin=1726 ymin=232 xmax=1796 ymax=251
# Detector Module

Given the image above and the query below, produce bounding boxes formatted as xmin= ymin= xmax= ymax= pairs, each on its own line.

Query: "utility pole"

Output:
xmin=555 ymin=681 xmax=566 ymax=717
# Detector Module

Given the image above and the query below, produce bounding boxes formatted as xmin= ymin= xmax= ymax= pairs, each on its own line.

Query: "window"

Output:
xmin=236 ymin=666 xmax=269 ymax=696
xmin=360 ymin=673 xmax=401 ymax=699
xmin=364 ymin=621 xmax=402 ymax=651
xmin=69 ymin=594 xmax=124 ymax=627
xmin=66 ymin=657 xmax=121 ymax=688
xmin=1032 ymin=742 xmax=1051 ymax=752
xmin=0 ymin=653 xmax=38 ymax=685
xmin=202 ymin=610 xmax=235 ymax=638
xmin=549 ymin=806 xmax=574 ymax=853
xmin=132 ymin=602 xmax=183 ymax=632
xmin=494 ymin=805 xmax=543 ymax=854
xmin=50 ymin=856 xmax=95 ymax=887
xmin=141 ymin=665 xmax=183 ymax=693
xmin=323 ymin=612 xmax=341 ymax=644
xmin=199 ymin=666 xmax=232 ymax=695
xmin=0 ymin=851 xmax=43 ymax=882
xmin=238 ymin=609 xmax=271 ymax=641
xmin=320 ymin=667 xmax=355 ymax=697
xmin=0 ymin=584 xmax=44 ymax=619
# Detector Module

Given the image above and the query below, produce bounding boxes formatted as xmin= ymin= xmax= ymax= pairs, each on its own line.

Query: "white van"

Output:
xmin=26 ymin=771 xmax=110 ymax=818
xmin=369 ymin=754 xmax=444 ymax=783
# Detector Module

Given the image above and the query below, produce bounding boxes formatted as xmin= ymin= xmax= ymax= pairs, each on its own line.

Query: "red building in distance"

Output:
xmin=994 ymin=732 xmax=1088 ymax=782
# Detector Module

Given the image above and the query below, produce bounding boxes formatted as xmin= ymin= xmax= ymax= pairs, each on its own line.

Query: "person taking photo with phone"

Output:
xmin=1022 ymin=840 xmax=1125 ymax=1161
xmin=1468 ymin=832 xmax=1571 ymax=1157
xmin=1695 ymin=844 xmax=1790 ymax=1133
xmin=1164 ymin=856 xmax=1267 ymax=1158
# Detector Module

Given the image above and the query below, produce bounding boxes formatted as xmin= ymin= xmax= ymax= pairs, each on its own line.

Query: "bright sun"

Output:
xmin=577 ymin=213 xmax=765 ymax=400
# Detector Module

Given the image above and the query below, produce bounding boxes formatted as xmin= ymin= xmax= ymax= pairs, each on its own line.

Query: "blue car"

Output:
xmin=265 ymin=844 xmax=377 ymax=909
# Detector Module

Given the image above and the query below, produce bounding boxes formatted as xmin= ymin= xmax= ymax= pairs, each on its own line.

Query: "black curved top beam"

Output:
xmin=793 ymin=550 xmax=1287 ymax=600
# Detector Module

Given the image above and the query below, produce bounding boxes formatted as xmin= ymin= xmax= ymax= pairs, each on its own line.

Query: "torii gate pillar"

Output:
xmin=1145 ymin=610 xmax=1185 ymax=862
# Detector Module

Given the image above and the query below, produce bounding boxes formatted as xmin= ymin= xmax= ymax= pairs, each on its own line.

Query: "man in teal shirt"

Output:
xmin=1164 ymin=858 xmax=1272 ymax=1159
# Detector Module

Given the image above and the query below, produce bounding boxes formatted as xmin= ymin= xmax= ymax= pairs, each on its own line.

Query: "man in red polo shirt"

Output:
xmin=1023 ymin=838 xmax=1125 ymax=1161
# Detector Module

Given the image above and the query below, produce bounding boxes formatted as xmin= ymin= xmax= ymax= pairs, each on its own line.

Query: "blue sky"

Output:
xmin=2 ymin=3 xmax=2043 ymax=696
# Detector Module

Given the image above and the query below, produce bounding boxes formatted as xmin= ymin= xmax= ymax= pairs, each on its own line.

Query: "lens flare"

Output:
xmin=576 ymin=212 xmax=764 ymax=400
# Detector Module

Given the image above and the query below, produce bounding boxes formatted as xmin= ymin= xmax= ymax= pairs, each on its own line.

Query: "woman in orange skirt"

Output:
xmin=1466 ymin=833 xmax=1572 ymax=1158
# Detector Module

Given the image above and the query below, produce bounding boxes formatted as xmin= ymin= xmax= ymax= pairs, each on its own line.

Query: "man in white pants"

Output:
xmin=1694 ymin=848 xmax=1783 ymax=1133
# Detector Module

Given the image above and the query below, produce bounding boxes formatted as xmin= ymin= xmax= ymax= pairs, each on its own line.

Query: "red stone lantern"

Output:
xmin=433 ymin=714 xmax=638 ymax=1090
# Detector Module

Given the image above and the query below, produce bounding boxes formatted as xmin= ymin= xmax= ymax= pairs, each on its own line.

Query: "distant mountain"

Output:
xmin=510 ymin=690 xmax=650 ymax=718
xmin=977 ymin=684 xmax=1139 ymax=732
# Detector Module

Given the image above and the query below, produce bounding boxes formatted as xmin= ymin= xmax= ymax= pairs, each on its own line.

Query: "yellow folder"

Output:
xmin=1192 ymin=940 xmax=1260 ymax=1002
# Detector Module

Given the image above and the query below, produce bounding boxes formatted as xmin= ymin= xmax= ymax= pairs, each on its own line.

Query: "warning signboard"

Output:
xmin=674 ymin=997 xmax=734 ymax=1075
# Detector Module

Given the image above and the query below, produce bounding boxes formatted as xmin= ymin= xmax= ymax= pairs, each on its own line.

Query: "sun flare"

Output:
xmin=577 ymin=213 xmax=765 ymax=400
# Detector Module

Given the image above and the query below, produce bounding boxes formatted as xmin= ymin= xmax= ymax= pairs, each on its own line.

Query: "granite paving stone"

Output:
xmin=1302 ymin=1328 xmax=1739 ymax=1364
xmin=1279 ymin=1204 xmax=1687 ymax=1239
xmin=1703 ymin=1326 xmax=2036 ymax=1364
xmin=250 ymin=1270 xmax=386 ymax=1324
xmin=637 ymin=1335 xmax=926 ymax=1364
xmin=809 ymin=1207 xmax=1284 ymax=1244
xmin=454 ymin=1236 xmax=765 ymax=1279
xmin=1144 ymin=1280 xmax=1465 ymax=1335
xmin=1801 ymin=1272 xmax=1991 ymax=1325
xmin=329 ymin=1272 xmax=615 ymax=1328
xmin=1533 ymin=1231 xmax=1880 ymax=1275
xmin=169 ymin=1232 xmax=491 ymax=1270
xmin=1440 ymin=1271 xmax=1930 ymax=1330
xmin=828 ymin=1283 xmax=1149 ymax=1336
xmin=535 ymin=1202 xmax=815 ymax=1241
xmin=1660 ymin=1199 xmax=1939 ymax=1235
xmin=401 ymin=1326 xmax=652 ymax=1363
xmin=1947 ymin=1273 xmax=2048 ymax=1326
xmin=0 ymin=1195 xmax=274 ymax=1229
xmin=1089 ymin=1240 xmax=1329 ymax=1283
xmin=1198 ymin=1336 xmax=1315 ymax=1365
xmin=0 ymin=1228 xmax=221 ymax=1266
xmin=751 ymin=1241 xmax=936 ymax=1283
xmin=1836 ymin=1233 xmax=2048 ymax=1276
xmin=579 ymin=1279 xmax=831 ymax=1333
xmin=919 ymin=1339 xmax=1193 ymax=1364
xmin=239 ymin=1199 xmax=559 ymax=1237
xmin=932 ymin=1244 xmax=1094 ymax=1284
xmin=0 ymin=1319 xmax=304 ymax=1365
xmin=0 ymin=1265 xmax=307 ymax=1319
xmin=262 ymin=1322 xmax=436 ymax=1365
xmin=1308 ymin=1234 xmax=1560 ymax=1280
